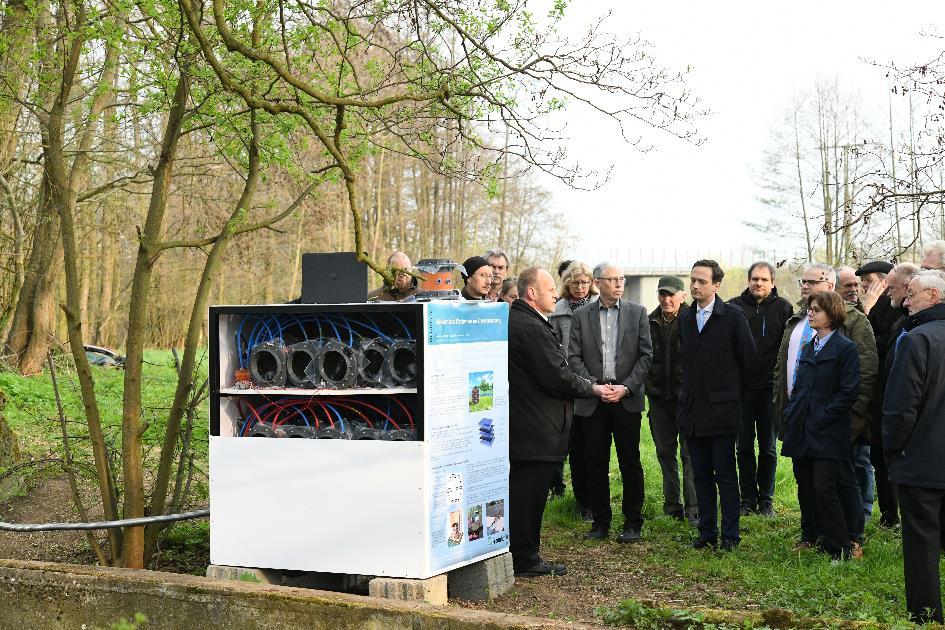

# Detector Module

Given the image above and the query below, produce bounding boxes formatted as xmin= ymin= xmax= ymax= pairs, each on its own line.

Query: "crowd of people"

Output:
xmin=369 ymin=242 xmax=945 ymax=624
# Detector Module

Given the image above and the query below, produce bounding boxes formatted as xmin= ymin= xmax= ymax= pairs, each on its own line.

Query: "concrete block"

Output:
xmin=205 ymin=564 xmax=280 ymax=584
xmin=368 ymin=574 xmax=448 ymax=606
xmin=447 ymin=552 xmax=514 ymax=601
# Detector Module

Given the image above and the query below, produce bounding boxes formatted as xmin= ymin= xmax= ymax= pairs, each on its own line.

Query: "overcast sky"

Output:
xmin=538 ymin=0 xmax=943 ymax=269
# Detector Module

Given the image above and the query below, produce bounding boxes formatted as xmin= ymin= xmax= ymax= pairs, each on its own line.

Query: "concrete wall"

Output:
xmin=0 ymin=560 xmax=591 ymax=630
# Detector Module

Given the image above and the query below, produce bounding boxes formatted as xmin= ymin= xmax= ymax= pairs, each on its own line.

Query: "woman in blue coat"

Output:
xmin=782 ymin=291 xmax=861 ymax=559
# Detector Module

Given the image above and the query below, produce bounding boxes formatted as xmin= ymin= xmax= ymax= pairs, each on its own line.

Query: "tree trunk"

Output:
xmin=144 ymin=112 xmax=261 ymax=561
xmin=119 ymin=70 xmax=192 ymax=569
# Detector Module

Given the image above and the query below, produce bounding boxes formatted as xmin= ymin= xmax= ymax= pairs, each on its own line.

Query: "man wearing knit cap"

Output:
xmin=461 ymin=256 xmax=494 ymax=300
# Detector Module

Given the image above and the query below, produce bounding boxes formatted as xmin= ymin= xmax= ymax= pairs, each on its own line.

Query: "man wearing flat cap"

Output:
xmin=461 ymin=256 xmax=494 ymax=300
xmin=857 ymin=260 xmax=902 ymax=528
xmin=645 ymin=275 xmax=697 ymax=525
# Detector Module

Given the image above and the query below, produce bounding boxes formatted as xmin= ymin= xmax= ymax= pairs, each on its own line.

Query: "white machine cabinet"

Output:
xmin=208 ymin=300 xmax=509 ymax=578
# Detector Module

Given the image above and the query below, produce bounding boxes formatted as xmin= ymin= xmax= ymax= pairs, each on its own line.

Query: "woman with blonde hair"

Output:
xmin=548 ymin=261 xmax=598 ymax=513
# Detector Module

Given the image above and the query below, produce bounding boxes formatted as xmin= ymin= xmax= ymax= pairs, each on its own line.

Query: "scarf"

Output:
xmin=568 ymin=297 xmax=588 ymax=311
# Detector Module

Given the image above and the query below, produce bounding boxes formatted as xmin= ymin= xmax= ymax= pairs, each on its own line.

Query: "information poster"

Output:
xmin=425 ymin=301 xmax=510 ymax=571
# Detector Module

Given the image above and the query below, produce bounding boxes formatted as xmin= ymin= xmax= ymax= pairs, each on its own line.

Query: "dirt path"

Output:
xmin=0 ymin=472 xmax=99 ymax=565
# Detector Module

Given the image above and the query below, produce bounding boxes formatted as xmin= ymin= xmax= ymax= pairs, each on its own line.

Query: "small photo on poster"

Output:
xmin=447 ymin=510 xmax=464 ymax=547
xmin=467 ymin=504 xmax=484 ymax=541
xmin=486 ymin=499 xmax=505 ymax=535
xmin=469 ymin=371 xmax=494 ymax=412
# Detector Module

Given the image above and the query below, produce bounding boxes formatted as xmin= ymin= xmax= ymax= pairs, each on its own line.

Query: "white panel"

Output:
xmin=210 ymin=437 xmax=429 ymax=577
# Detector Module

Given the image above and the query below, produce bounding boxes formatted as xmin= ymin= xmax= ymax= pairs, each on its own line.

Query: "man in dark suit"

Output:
xmin=884 ymin=270 xmax=945 ymax=623
xmin=569 ymin=262 xmax=653 ymax=543
xmin=678 ymin=259 xmax=756 ymax=551
xmin=508 ymin=267 xmax=610 ymax=577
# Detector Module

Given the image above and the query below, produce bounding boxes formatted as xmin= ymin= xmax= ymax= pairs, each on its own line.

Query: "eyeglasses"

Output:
xmin=596 ymin=277 xmax=626 ymax=286
xmin=806 ymin=305 xmax=823 ymax=315
xmin=906 ymin=287 xmax=932 ymax=299
xmin=797 ymin=278 xmax=827 ymax=287
xmin=572 ymin=280 xmax=591 ymax=287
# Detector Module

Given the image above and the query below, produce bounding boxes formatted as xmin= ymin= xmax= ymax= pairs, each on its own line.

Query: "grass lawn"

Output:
xmin=520 ymin=420 xmax=920 ymax=627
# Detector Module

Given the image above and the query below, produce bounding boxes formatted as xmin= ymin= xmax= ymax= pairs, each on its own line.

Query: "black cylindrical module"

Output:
xmin=249 ymin=341 xmax=288 ymax=387
xmin=286 ymin=341 xmax=321 ymax=388
xmin=317 ymin=339 xmax=358 ymax=389
xmin=386 ymin=339 xmax=418 ymax=388
xmin=358 ymin=337 xmax=390 ymax=387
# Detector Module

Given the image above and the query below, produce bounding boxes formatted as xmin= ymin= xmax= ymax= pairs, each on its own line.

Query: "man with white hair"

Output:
xmin=883 ymin=269 xmax=945 ymax=623
xmin=920 ymin=240 xmax=945 ymax=271
xmin=773 ymin=262 xmax=877 ymax=552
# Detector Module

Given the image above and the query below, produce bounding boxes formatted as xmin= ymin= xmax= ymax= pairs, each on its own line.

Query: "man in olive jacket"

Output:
xmin=645 ymin=275 xmax=696 ymax=524
xmin=508 ymin=267 xmax=609 ymax=577
xmin=772 ymin=263 xmax=877 ymax=546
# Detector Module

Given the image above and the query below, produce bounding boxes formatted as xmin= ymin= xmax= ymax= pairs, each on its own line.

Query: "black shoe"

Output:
xmin=667 ymin=511 xmax=686 ymax=522
xmin=878 ymin=516 xmax=900 ymax=529
xmin=720 ymin=538 xmax=740 ymax=551
xmin=515 ymin=560 xmax=567 ymax=577
xmin=616 ymin=526 xmax=642 ymax=543
xmin=758 ymin=504 xmax=776 ymax=518
xmin=739 ymin=505 xmax=755 ymax=516
xmin=584 ymin=524 xmax=609 ymax=540
xmin=691 ymin=536 xmax=717 ymax=550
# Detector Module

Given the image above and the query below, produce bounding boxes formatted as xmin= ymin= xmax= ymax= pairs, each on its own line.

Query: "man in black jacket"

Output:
xmin=645 ymin=275 xmax=696 ymax=524
xmin=508 ymin=267 xmax=609 ymax=577
xmin=727 ymin=261 xmax=793 ymax=517
xmin=678 ymin=260 xmax=757 ymax=550
xmin=883 ymin=270 xmax=945 ymax=623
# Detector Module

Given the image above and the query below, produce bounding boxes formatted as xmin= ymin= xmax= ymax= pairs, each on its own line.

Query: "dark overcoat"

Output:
xmin=781 ymin=333 xmax=861 ymax=460
xmin=677 ymin=295 xmax=757 ymax=437
xmin=883 ymin=303 xmax=945 ymax=488
xmin=508 ymin=299 xmax=595 ymax=462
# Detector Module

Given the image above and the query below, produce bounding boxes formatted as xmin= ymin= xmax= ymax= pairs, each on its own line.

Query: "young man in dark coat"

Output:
xmin=508 ymin=267 xmax=609 ymax=577
xmin=883 ymin=270 xmax=945 ymax=623
xmin=727 ymin=261 xmax=793 ymax=517
xmin=678 ymin=260 xmax=757 ymax=550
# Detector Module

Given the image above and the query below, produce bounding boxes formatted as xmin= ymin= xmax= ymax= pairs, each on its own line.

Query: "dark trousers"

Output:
xmin=550 ymin=418 xmax=588 ymax=505
xmin=582 ymin=404 xmax=644 ymax=530
xmin=898 ymin=484 xmax=945 ymax=624
xmin=792 ymin=458 xmax=859 ymax=558
xmin=648 ymin=399 xmax=696 ymax=518
xmin=509 ymin=460 xmax=556 ymax=571
xmin=569 ymin=418 xmax=588 ymax=508
xmin=736 ymin=387 xmax=778 ymax=510
xmin=870 ymin=429 xmax=899 ymax=524
xmin=794 ymin=453 xmax=864 ymax=545
xmin=687 ymin=433 xmax=740 ymax=542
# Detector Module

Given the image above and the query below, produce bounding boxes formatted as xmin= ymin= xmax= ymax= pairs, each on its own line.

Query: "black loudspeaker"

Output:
xmin=301 ymin=252 xmax=368 ymax=303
